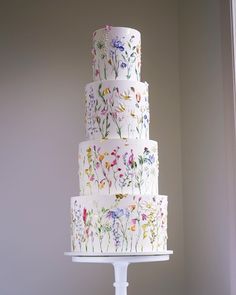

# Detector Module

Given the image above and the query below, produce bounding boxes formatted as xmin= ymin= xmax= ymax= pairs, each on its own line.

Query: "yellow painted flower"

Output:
xmin=116 ymin=103 xmax=126 ymax=112
xmin=115 ymin=194 xmax=127 ymax=200
xmin=120 ymin=91 xmax=131 ymax=100
xmin=105 ymin=161 xmax=111 ymax=170
xmin=86 ymin=147 xmax=92 ymax=155
xmin=102 ymin=88 xmax=111 ymax=96
xmin=130 ymin=110 xmax=136 ymax=117
xmin=142 ymin=224 xmax=148 ymax=230
xmin=142 ymin=224 xmax=148 ymax=238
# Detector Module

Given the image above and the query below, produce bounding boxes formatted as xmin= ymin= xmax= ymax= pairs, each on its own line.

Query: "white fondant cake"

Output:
xmin=85 ymin=80 xmax=149 ymax=139
xmin=92 ymin=26 xmax=141 ymax=81
xmin=70 ymin=26 xmax=169 ymax=254
xmin=79 ymin=139 xmax=158 ymax=196
xmin=71 ymin=195 xmax=167 ymax=253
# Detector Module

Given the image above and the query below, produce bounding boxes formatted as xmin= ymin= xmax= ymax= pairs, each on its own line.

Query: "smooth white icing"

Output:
xmin=71 ymin=194 xmax=167 ymax=253
xmin=85 ymin=80 xmax=149 ymax=140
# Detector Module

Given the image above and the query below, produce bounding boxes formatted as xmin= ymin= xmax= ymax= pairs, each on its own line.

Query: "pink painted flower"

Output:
xmin=111 ymin=159 xmax=117 ymax=167
xmin=128 ymin=151 xmax=134 ymax=165
xmin=105 ymin=25 xmax=112 ymax=31
xmin=95 ymin=69 xmax=99 ymax=76
xmin=111 ymin=149 xmax=117 ymax=156
xmin=101 ymin=107 xmax=107 ymax=115
xmin=119 ymin=174 xmax=123 ymax=178
xmin=89 ymin=175 xmax=95 ymax=181
xmin=112 ymin=112 xmax=117 ymax=120
xmin=83 ymin=208 xmax=87 ymax=223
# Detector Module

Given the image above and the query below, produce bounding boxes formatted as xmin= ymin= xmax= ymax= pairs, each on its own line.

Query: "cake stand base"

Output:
xmin=65 ymin=251 xmax=173 ymax=295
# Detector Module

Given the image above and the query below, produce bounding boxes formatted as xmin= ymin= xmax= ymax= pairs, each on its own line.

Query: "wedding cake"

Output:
xmin=70 ymin=26 xmax=168 ymax=254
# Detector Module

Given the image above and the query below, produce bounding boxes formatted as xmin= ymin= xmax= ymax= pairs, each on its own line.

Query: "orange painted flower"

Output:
xmin=99 ymin=154 xmax=105 ymax=161
xmin=98 ymin=180 xmax=105 ymax=189
xmin=136 ymin=93 xmax=141 ymax=103
xmin=129 ymin=204 xmax=136 ymax=211
xmin=130 ymin=224 xmax=136 ymax=231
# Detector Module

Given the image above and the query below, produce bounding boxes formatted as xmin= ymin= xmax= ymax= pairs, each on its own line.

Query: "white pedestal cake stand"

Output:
xmin=65 ymin=251 xmax=173 ymax=295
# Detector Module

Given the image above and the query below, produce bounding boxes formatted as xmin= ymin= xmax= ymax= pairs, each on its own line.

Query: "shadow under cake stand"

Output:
xmin=65 ymin=251 xmax=173 ymax=295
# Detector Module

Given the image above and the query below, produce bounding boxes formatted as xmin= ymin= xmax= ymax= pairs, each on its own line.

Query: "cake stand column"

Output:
xmin=113 ymin=262 xmax=129 ymax=295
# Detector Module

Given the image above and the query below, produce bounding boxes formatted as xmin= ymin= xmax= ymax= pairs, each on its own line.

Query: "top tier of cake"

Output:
xmin=92 ymin=26 xmax=141 ymax=81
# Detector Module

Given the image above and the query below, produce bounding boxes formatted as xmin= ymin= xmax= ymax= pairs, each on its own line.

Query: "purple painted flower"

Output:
xmin=107 ymin=210 xmax=116 ymax=219
xmin=142 ymin=213 xmax=147 ymax=220
xmin=128 ymin=150 xmax=134 ymax=165
xmin=121 ymin=62 xmax=127 ymax=68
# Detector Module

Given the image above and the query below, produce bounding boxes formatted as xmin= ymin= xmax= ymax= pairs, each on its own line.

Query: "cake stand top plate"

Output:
xmin=64 ymin=250 xmax=173 ymax=263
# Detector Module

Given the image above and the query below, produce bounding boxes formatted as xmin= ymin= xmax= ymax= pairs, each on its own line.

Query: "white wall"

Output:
xmin=0 ymin=1 xmax=184 ymax=295
xmin=180 ymin=0 xmax=234 ymax=294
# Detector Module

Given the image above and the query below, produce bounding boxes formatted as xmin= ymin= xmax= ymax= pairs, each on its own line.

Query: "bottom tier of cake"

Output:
xmin=71 ymin=194 xmax=168 ymax=254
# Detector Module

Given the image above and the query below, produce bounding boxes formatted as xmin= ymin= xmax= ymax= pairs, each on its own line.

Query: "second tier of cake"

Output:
xmin=85 ymin=80 xmax=149 ymax=140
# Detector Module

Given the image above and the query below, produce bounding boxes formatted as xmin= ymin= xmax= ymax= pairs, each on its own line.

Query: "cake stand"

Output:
xmin=65 ymin=251 xmax=173 ymax=295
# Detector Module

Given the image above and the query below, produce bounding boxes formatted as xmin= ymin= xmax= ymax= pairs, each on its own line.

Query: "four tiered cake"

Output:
xmin=70 ymin=26 xmax=168 ymax=254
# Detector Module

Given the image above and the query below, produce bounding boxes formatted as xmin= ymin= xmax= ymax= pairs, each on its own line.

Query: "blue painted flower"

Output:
xmin=112 ymin=39 xmax=124 ymax=51
xmin=121 ymin=62 xmax=127 ymax=68
xmin=114 ymin=208 xmax=124 ymax=218
xmin=147 ymin=154 xmax=155 ymax=164
xmin=124 ymin=209 xmax=130 ymax=218
xmin=107 ymin=208 xmax=124 ymax=219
